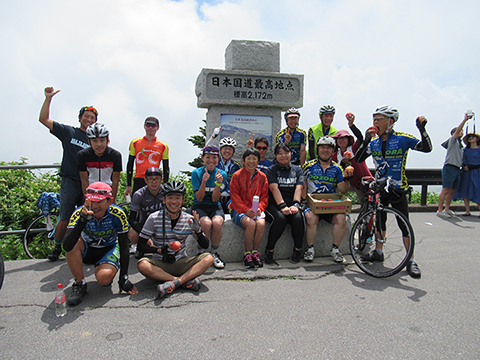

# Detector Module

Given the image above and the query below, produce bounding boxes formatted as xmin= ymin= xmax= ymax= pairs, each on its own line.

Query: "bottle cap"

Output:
xmin=57 ymin=283 xmax=63 ymax=289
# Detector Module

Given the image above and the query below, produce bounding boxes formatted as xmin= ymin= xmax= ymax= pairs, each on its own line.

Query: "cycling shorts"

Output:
xmin=82 ymin=242 xmax=120 ymax=269
xmin=192 ymin=205 xmax=225 ymax=220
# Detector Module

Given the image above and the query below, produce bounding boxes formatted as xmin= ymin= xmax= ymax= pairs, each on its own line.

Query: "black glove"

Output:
xmin=118 ymin=274 xmax=134 ymax=293
xmin=416 ymin=117 xmax=427 ymax=130
xmin=79 ymin=206 xmax=93 ymax=223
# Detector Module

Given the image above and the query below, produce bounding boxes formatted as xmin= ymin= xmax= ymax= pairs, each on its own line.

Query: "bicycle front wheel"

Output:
xmin=23 ymin=213 xmax=59 ymax=259
xmin=349 ymin=207 xmax=415 ymax=278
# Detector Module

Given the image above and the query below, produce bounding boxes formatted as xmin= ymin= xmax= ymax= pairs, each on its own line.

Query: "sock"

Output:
xmin=211 ymin=243 xmax=219 ymax=253
xmin=172 ymin=279 xmax=181 ymax=289
xmin=244 ymin=251 xmax=251 ymax=256
xmin=332 ymin=244 xmax=339 ymax=249
xmin=376 ymin=249 xmax=383 ymax=255
xmin=54 ymin=238 xmax=63 ymax=246
xmin=75 ymin=279 xmax=86 ymax=285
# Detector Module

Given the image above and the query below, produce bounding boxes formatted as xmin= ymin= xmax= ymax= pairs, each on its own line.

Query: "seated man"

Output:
xmin=136 ymin=181 xmax=214 ymax=299
xmin=302 ymin=136 xmax=353 ymax=263
xmin=128 ymin=167 xmax=164 ymax=258
xmin=63 ymin=182 xmax=138 ymax=306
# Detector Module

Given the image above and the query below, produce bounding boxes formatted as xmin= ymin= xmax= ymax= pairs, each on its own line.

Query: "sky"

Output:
xmin=1 ymin=0 xmax=480 ymax=177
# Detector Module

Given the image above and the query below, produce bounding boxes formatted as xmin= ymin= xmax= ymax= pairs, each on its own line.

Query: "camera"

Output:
xmin=467 ymin=109 xmax=474 ymax=117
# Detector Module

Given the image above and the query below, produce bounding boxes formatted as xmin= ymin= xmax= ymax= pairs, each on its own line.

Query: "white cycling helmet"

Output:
xmin=373 ymin=105 xmax=399 ymax=132
xmin=86 ymin=123 xmax=110 ymax=139
xmin=319 ymin=105 xmax=336 ymax=116
xmin=219 ymin=137 xmax=236 ymax=149
xmin=316 ymin=136 xmax=336 ymax=148
xmin=284 ymin=107 xmax=301 ymax=120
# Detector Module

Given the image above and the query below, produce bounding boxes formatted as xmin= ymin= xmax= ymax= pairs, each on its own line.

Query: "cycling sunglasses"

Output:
xmin=203 ymin=146 xmax=219 ymax=154
xmin=81 ymin=106 xmax=98 ymax=115
xmin=86 ymin=188 xmax=112 ymax=197
xmin=256 ymin=146 xmax=268 ymax=150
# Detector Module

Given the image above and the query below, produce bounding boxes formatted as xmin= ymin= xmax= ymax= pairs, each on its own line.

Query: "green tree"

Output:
xmin=183 ymin=119 xmax=206 ymax=175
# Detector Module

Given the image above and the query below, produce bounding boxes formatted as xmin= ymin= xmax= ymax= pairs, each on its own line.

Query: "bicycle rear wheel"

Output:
xmin=23 ymin=212 xmax=59 ymax=259
xmin=349 ymin=207 xmax=415 ymax=278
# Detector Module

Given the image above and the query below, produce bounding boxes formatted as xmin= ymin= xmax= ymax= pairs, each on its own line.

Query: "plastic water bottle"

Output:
xmin=55 ymin=283 xmax=67 ymax=317
xmin=251 ymin=195 xmax=260 ymax=219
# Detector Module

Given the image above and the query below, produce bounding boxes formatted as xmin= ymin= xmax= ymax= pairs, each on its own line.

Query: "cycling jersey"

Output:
xmin=217 ymin=157 xmax=241 ymax=196
xmin=276 ymin=127 xmax=307 ymax=164
xmin=257 ymin=158 xmax=274 ymax=174
xmin=77 ymin=146 xmax=122 ymax=186
xmin=307 ymin=123 xmax=337 ymax=159
xmin=302 ymin=159 xmax=344 ymax=194
xmin=130 ymin=185 xmax=164 ymax=225
xmin=128 ymin=136 xmax=169 ymax=179
xmin=68 ymin=204 xmax=129 ymax=248
xmin=266 ymin=163 xmax=304 ymax=206
xmin=366 ymin=131 xmax=420 ymax=189
xmin=191 ymin=166 xmax=227 ymax=206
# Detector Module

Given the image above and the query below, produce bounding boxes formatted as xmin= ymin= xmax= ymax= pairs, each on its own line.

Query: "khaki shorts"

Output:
xmin=138 ymin=253 xmax=211 ymax=277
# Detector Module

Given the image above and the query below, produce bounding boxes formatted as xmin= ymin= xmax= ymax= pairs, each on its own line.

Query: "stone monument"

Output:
xmin=195 ymin=40 xmax=304 ymax=161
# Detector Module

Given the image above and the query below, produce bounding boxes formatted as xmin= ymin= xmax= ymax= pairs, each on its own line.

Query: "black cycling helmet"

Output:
xmin=86 ymin=123 xmax=109 ymax=139
xmin=145 ymin=167 xmax=162 ymax=178
xmin=284 ymin=107 xmax=301 ymax=120
xmin=162 ymin=181 xmax=186 ymax=196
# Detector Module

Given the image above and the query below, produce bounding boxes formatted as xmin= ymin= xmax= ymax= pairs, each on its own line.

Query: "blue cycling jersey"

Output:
xmin=68 ymin=204 xmax=129 ymax=248
xmin=276 ymin=127 xmax=307 ymax=164
xmin=302 ymin=159 xmax=344 ymax=194
xmin=366 ymin=131 xmax=420 ymax=189
xmin=217 ymin=157 xmax=241 ymax=195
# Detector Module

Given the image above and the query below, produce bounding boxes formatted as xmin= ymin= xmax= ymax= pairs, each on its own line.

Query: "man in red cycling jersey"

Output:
xmin=124 ymin=117 xmax=169 ymax=198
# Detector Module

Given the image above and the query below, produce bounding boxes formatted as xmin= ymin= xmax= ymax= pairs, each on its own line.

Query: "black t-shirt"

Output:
xmin=266 ymin=163 xmax=304 ymax=206
xmin=50 ymin=122 xmax=89 ymax=180
xmin=77 ymin=146 xmax=122 ymax=186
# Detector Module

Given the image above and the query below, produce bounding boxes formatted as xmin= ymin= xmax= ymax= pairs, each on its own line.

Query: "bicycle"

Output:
xmin=349 ymin=176 xmax=415 ymax=278
xmin=23 ymin=201 xmax=130 ymax=259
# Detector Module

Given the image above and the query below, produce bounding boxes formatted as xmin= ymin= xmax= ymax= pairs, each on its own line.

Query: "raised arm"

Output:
xmin=39 ymin=87 xmax=60 ymax=131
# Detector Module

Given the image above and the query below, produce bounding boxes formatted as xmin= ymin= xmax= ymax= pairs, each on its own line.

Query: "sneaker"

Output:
xmin=67 ymin=280 xmax=87 ymax=306
xmin=243 ymin=253 xmax=255 ymax=268
xmin=290 ymin=249 xmax=301 ymax=263
xmin=129 ymin=244 xmax=137 ymax=254
xmin=330 ymin=247 xmax=345 ymax=263
xmin=361 ymin=249 xmax=384 ymax=262
xmin=406 ymin=259 xmax=421 ymax=279
xmin=264 ymin=251 xmax=274 ymax=265
xmin=183 ymin=278 xmax=202 ymax=291
xmin=446 ymin=209 xmax=456 ymax=216
xmin=251 ymin=251 xmax=263 ymax=268
xmin=303 ymin=246 xmax=314 ymax=262
xmin=134 ymin=250 xmax=145 ymax=260
xmin=156 ymin=281 xmax=176 ymax=299
xmin=47 ymin=245 xmax=62 ymax=262
xmin=436 ymin=210 xmax=451 ymax=218
xmin=212 ymin=253 xmax=225 ymax=269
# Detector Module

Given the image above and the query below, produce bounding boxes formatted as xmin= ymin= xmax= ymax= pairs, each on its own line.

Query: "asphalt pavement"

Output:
xmin=1 ymin=212 xmax=479 ymax=359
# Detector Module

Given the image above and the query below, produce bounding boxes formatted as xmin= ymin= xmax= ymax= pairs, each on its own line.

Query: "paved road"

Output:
xmin=1 ymin=212 xmax=479 ymax=359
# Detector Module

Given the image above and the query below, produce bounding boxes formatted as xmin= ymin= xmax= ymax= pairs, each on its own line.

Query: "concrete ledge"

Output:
xmin=185 ymin=214 xmax=352 ymax=263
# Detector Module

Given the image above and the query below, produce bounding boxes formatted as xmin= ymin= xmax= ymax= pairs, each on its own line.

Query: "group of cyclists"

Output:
xmin=39 ymin=85 xmax=434 ymax=305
